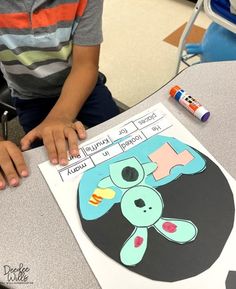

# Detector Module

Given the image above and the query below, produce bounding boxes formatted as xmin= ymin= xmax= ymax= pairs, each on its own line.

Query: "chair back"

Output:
xmin=0 ymin=71 xmax=16 ymax=139
xmin=204 ymin=0 xmax=236 ymax=32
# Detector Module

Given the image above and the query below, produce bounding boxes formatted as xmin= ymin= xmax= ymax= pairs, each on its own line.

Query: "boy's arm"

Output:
xmin=21 ymin=44 xmax=100 ymax=166
xmin=0 ymin=136 xmax=28 ymax=189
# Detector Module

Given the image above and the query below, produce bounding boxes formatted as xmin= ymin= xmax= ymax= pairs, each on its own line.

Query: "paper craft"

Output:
xmin=39 ymin=103 xmax=236 ymax=289
xmin=226 ymin=271 xmax=236 ymax=289
xmin=149 ymin=143 xmax=194 ymax=180
xmin=77 ymin=134 xmax=234 ymax=281
xmin=93 ymin=156 xmax=198 ymax=266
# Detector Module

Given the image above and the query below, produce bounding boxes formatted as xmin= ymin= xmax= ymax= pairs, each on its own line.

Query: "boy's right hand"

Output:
xmin=0 ymin=140 xmax=28 ymax=190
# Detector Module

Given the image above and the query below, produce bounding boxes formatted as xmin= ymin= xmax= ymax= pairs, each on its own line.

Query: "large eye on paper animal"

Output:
xmin=121 ymin=166 xmax=139 ymax=182
xmin=109 ymin=157 xmax=145 ymax=189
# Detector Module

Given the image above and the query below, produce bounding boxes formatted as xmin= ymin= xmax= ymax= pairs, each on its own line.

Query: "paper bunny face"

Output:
xmin=121 ymin=185 xmax=163 ymax=227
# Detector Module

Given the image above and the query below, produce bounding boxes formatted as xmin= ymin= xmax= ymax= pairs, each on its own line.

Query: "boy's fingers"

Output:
xmin=74 ymin=121 xmax=86 ymax=140
xmin=42 ymin=130 xmax=58 ymax=165
xmin=53 ymin=129 xmax=68 ymax=165
xmin=7 ymin=143 xmax=29 ymax=177
xmin=64 ymin=127 xmax=79 ymax=156
xmin=21 ymin=129 xmax=39 ymax=150
xmin=0 ymin=141 xmax=28 ymax=189
xmin=0 ymin=151 xmax=20 ymax=187
xmin=0 ymin=173 xmax=6 ymax=190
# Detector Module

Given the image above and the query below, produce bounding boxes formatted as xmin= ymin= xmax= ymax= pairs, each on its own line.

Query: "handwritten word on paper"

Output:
xmin=141 ymin=118 xmax=172 ymax=138
xmin=134 ymin=111 xmax=164 ymax=130
xmin=58 ymin=158 xmax=94 ymax=181
xmin=83 ymin=136 xmax=112 ymax=155
xmin=119 ymin=132 xmax=146 ymax=152
xmin=91 ymin=144 xmax=123 ymax=165
xmin=109 ymin=122 xmax=137 ymax=142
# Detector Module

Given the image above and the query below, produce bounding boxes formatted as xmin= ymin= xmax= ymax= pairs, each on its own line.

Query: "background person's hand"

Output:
xmin=0 ymin=140 xmax=28 ymax=190
xmin=20 ymin=116 xmax=86 ymax=165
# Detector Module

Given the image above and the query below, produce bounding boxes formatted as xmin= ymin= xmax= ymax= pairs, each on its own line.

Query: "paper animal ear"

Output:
xmin=120 ymin=227 xmax=148 ymax=266
xmin=153 ymin=217 xmax=198 ymax=244
xmin=143 ymin=162 xmax=158 ymax=176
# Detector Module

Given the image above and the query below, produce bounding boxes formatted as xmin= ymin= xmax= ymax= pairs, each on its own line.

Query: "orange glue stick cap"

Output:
xmin=169 ymin=85 xmax=182 ymax=98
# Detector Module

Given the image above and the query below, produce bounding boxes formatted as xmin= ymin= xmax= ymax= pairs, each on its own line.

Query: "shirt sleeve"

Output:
xmin=73 ymin=0 xmax=104 ymax=46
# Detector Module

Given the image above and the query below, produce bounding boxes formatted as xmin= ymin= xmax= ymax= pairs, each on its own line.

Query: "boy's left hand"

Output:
xmin=20 ymin=117 xmax=86 ymax=165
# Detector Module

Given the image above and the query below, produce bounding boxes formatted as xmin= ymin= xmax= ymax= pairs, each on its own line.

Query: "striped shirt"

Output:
xmin=0 ymin=0 xmax=103 ymax=99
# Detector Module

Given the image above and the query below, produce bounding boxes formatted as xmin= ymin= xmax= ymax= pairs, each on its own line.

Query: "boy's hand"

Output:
xmin=20 ymin=117 xmax=86 ymax=165
xmin=0 ymin=140 xmax=28 ymax=190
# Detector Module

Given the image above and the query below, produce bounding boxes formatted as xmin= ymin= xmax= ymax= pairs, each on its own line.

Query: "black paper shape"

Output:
xmin=226 ymin=271 xmax=236 ymax=289
xmin=78 ymin=152 xmax=235 ymax=282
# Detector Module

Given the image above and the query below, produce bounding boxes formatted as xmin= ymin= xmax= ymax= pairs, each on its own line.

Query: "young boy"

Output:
xmin=0 ymin=0 xmax=119 ymax=189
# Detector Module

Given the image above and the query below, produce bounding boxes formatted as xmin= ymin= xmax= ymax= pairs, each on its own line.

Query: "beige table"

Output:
xmin=0 ymin=61 xmax=235 ymax=289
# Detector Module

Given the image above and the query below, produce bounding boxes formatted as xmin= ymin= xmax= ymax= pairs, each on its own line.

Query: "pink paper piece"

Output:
xmin=134 ymin=236 xmax=144 ymax=248
xmin=149 ymin=143 xmax=194 ymax=180
xmin=162 ymin=222 xmax=177 ymax=233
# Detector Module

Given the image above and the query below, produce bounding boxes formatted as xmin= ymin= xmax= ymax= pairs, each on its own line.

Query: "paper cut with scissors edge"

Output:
xmin=120 ymin=184 xmax=197 ymax=266
xmin=77 ymin=135 xmax=234 ymax=281
xmin=98 ymin=158 xmax=198 ymax=266
xmin=149 ymin=142 xmax=194 ymax=180
xmin=88 ymin=188 xmax=116 ymax=206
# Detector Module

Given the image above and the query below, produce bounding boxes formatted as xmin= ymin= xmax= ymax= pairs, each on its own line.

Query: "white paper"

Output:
xmin=39 ymin=103 xmax=236 ymax=289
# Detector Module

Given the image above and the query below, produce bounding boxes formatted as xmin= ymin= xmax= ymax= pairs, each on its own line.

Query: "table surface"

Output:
xmin=0 ymin=61 xmax=235 ymax=289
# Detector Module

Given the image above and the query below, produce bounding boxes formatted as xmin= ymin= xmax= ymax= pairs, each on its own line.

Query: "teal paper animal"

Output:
xmin=98 ymin=157 xmax=198 ymax=266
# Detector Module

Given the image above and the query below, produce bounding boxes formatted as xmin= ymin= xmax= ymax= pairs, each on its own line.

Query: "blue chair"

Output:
xmin=205 ymin=0 xmax=236 ymax=31
xmin=175 ymin=0 xmax=236 ymax=74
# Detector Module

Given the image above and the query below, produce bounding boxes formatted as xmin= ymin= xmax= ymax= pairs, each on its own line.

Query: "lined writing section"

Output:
xmin=55 ymin=106 xmax=172 ymax=182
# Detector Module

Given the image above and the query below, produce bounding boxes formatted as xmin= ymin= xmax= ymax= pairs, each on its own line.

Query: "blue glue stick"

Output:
xmin=169 ymin=86 xmax=210 ymax=122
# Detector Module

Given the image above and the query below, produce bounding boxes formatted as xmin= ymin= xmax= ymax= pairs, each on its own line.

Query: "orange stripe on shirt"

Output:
xmin=0 ymin=1 xmax=88 ymax=30
xmin=0 ymin=12 xmax=30 ymax=29
xmin=32 ymin=2 xmax=87 ymax=28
